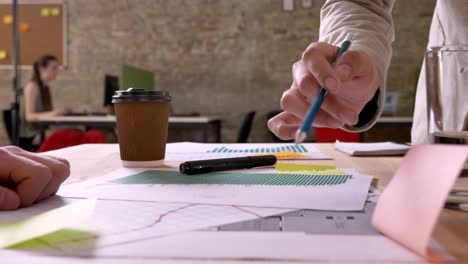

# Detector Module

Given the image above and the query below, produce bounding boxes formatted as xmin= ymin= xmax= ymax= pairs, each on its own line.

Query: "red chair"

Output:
xmin=38 ymin=129 xmax=106 ymax=152
xmin=314 ymin=127 xmax=361 ymax=143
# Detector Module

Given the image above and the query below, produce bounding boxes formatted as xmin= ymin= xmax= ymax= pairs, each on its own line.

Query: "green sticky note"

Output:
xmin=10 ymin=229 xmax=96 ymax=250
xmin=0 ymin=198 xmax=96 ymax=248
xmin=275 ymin=163 xmax=336 ymax=172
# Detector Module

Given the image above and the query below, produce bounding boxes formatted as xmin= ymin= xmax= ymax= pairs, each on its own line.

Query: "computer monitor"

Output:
xmin=104 ymin=74 xmax=119 ymax=107
xmin=121 ymin=64 xmax=155 ymax=91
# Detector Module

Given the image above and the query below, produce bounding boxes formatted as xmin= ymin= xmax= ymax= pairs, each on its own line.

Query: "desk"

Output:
xmin=44 ymin=143 xmax=468 ymax=262
xmin=36 ymin=116 xmax=222 ymax=143
xmin=376 ymin=116 xmax=413 ymax=126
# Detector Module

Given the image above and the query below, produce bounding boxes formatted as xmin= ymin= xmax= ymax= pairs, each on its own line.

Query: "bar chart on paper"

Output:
xmin=164 ymin=143 xmax=331 ymax=161
xmin=111 ymin=170 xmax=353 ymax=186
xmin=59 ymin=168 xmax=371 ymax=211
xmin=207 ymin=145 xmax=308 ymax=154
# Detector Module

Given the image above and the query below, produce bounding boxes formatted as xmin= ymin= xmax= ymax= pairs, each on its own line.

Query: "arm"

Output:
xmin=320 ymin=0 xmax=395 ymax=131
xmin=268 ymin=0 xmax=395 ymax=140
xmin=24 ymin=83 xmax=58 ymax=122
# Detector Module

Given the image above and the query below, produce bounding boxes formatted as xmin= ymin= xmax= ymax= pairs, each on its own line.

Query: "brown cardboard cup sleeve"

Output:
xmin=113 ymin=88 xmax=171 ymax=167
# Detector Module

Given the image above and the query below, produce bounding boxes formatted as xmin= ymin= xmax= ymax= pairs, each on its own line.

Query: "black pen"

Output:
xmin=179 ymin=155 xmax=277 ymax=175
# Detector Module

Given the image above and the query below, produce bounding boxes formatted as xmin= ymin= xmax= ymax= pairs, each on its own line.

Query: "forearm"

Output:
xmin=25 ymin=111 xmax=56 ymax=122
xmin=320 ymin=0 xmax=395 ymax=132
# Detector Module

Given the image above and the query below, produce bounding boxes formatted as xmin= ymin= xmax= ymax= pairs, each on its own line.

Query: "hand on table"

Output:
xmin=268 ymin=42 xmax=379 ymax=140
xmin=0 ymin=146 xmax=70 ymax=210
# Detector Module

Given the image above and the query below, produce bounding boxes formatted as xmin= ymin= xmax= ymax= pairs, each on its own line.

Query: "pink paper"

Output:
xmin=372 ymin=144 xmax=468 ymax=261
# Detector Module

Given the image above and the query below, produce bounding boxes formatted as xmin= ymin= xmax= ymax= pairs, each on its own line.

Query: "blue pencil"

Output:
xmin=295 ymin=38 xmax=352 ymax=144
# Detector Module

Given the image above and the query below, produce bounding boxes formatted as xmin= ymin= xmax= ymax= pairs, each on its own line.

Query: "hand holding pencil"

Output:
xmin=268 ymin=38 xmax=380 ymax=141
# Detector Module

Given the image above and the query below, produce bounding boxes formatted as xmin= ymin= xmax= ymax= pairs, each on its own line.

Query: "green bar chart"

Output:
xmin=111 ymin=170 xmax=352 ymax=186
xmin=207 ymin=145 xmax=308 ymax=154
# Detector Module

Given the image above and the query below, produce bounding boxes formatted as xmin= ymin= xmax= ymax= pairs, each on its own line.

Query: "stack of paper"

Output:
xmin=5 ymin=143 xmax=462 ymax=262
xmin=58 ymin=168 xmax=372 ymax=211
xmin=0 ymin=196 xmax=293 ymax=254
xmin=335 ymin=141 xmax=410 ymax=156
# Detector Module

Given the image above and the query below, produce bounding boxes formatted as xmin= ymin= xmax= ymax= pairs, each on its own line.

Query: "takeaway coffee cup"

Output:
xmin=112 ymin=88 xmax=171 ymax=167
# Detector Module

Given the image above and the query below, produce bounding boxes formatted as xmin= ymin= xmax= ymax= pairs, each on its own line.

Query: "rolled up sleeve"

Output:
xmin=319 ymin=0 xmax=395 ymax=132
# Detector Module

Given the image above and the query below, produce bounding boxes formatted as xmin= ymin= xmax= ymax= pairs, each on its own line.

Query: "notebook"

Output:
xmin=334 ymin=141 xmax=410 ymax=156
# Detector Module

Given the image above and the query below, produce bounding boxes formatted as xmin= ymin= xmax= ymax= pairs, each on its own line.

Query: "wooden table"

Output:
xmin=36 ymin=116 xmax=223 ymax=143
xmin=44 ymin=143 xmax=468 ymax=262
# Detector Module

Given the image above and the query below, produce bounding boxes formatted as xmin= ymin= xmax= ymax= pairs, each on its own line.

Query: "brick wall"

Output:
xmin=0 ymin=0 xmax=436 ymax=145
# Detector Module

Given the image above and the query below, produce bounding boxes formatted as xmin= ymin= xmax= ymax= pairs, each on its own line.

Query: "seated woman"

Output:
xmin=20 ymin=55 xmax=106 ymax=152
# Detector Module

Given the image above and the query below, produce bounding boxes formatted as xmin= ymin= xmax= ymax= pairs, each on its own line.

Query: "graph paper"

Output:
xmin=1 ymin=196 xmax=292 ymax=256
xmin=0 ymin=197 xmax=426 ymax=262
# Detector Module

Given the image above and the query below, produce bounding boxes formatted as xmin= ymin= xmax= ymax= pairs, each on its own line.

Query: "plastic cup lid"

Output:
xmin=112 ymin=88 xmax=171 ymax=103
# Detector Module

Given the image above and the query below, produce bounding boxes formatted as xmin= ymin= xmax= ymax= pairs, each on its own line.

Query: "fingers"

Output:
xmin=301 ymin=42 xmax=340 ymax=92
xmin=291 ymin=61 xmax=357 ymax=124
xmin=335 ymin=50 xmax=373 ymax=81
xmin=0 ymin=146 xmax=71 ymax=208
xmin=292 ymin=61 xmax=318 ymax=102
xmin=280 ymin=85 xmax=310 ymax=119
xmin=0 ymin=186 xmax=21 ymax=210
xmin=270 ymin=42 xmax=380 ymax=136
xmin=268 ymin=109 xmax=343 ymax=140
xmin=294 ymin=47 xmax=378 ymax=125
xmin=6 ymin=147 xmax=70 ymax=201
xmin=0 ymin=151 xmax=52 ymax=207
xmin=282 ymin=87 xmax=346 ymax=126
xmin=335 ymin=50 xmax=379 ymax=103
xmin=268 ymin=112 xmax=301 ymax=140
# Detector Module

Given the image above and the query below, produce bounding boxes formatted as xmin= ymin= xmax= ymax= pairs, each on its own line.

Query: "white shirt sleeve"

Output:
xmin=319 ymin=0 xmax=395 ymax=132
